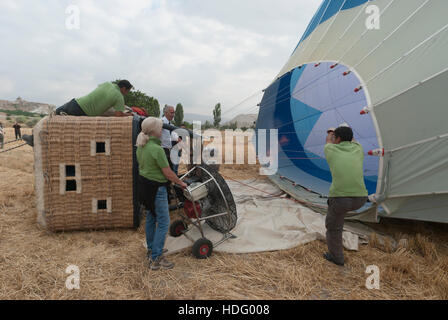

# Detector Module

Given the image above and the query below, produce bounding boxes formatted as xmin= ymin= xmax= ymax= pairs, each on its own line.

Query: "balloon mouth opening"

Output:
xmin=255 ymin=61 xmax=379 ymax=196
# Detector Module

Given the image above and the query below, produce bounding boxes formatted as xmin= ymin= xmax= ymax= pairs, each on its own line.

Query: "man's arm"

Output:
xmin=114 ymin=110 xmax=132 ymax=117
xmin=112 ymin=95 xmax=130 ymax=117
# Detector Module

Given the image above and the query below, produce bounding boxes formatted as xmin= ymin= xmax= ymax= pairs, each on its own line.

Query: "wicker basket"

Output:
xmin=34 ymin=116 xmax=135 ymax=231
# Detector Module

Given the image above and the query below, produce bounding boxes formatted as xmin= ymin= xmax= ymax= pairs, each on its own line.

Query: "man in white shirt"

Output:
xmin=161 ymin=105 xmax=179 ymax=173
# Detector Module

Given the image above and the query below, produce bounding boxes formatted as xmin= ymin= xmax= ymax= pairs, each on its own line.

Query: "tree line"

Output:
xmin=115 ymin=80 xmax=244 ymax=130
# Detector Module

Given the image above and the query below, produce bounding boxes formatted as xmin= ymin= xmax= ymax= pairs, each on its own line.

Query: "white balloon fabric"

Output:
xmin=164 ymin=179 xmax=366 ymax=255
xmin=256 ymin=0 xmax=448 ymax=223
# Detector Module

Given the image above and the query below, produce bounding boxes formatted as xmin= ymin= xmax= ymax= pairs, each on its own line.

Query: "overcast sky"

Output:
xmin=0 ymin=0 xmax=320 ymax=118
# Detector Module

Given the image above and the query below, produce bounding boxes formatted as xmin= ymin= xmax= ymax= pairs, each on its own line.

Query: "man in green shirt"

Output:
xmin=23 ymin=80 xmax=133 ymax=147
xmin=323 ymin=126 xmax=368 ymax=266
xmin=55 ymin=80 xmax=132 ymax=117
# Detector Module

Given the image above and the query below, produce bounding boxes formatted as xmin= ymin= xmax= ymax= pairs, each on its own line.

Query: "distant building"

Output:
xmin=223 ymin=114 xmax=258 ymax=129
xmin=0 ymin=98 xmax=55 ymax=114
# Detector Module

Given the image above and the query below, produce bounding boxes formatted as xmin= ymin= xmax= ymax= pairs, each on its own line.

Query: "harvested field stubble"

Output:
xmin=0 ymin=127 xmax=448 ymax=299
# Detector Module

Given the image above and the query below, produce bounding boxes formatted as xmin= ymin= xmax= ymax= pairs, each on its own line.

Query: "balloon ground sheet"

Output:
xmin=160 ymin=179 xmax=372 ymax=255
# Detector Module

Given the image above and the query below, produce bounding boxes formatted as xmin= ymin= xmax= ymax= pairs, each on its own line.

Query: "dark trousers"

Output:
xmin=163 ymin=147 xmax=185 ymax=202
xmin=326 ymin=197 xmax=367 ymax=264
xmin=163 ymin=148 xmax=175 ymax=171
xmin=163 ymin=148 xmax=174 ymax=201
xmin=15 ymin=130 xmax=21 ymax=139
xmin=56 ymin=99 xmax=86 ymax=116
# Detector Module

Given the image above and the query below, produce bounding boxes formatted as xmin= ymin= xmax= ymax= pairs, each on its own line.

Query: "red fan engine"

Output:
xmin=183 ymin=200 xmax=202 ymax=219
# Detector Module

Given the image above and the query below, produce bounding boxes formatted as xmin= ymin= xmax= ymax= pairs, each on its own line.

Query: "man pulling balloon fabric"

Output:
xmin=323 ymin=125 xmax=368 ymax=266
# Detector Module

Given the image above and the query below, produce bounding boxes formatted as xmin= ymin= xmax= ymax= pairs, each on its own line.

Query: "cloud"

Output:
xmin=0 ymin=76 xmax=15 ymax=96
xmin=0 ymin=0 xmax=319 ymax=116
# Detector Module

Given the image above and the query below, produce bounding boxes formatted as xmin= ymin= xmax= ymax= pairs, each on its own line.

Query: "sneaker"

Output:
xmin=22 ymin=134 xmax=34 ymax=147
xmin=150 ymin=255 xmax=174 ymax=270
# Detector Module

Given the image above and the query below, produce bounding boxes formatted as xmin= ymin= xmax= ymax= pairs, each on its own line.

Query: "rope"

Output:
xmin=221 ymin=174 xmax=327 ymax=209
xmin=295 ymin=0 xmax=332 ymax=58
xmin=221 ymin=90 xmax=263 ymax=118
xmin=318 ymin=1 xmax=370 ymax=61
xmin=0 ymin=142 xmax=28 ymax=153
xmin=4 ymin=139 xmax=22 ymax=145
xmin=306 ymin=0 xmax=348 ymax=62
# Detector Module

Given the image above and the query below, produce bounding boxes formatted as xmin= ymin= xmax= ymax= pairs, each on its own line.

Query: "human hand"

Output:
xmin=326 ymin=131 xmax=335 ymax=144
xmin=179 ymin=182 xmax=188 ymax=189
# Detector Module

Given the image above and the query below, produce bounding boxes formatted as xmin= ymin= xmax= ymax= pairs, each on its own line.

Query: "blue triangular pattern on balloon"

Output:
xmin=290 ymin=98 xmax=322 ymax=148
xmin=289 ymin=66 xmax=323 ymax=147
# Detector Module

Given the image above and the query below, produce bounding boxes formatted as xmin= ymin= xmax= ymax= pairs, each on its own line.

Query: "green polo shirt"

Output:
xmin=137 ymin=137 xmax=169 ymax=183
xmin=76 ymin=82 xmax=125 ymax=116
xmin=324 ymin=141 xmax=368 ymax=198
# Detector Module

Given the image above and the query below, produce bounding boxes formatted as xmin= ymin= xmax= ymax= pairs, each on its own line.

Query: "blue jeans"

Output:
xmin=56 ymin=99 xmax=86 ymax=116
xmin=146 ymin=187 xmax=170 ymax=260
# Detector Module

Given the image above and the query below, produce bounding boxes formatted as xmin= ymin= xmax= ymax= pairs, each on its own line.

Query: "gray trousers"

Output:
xmin=326 ymin=197 xmax=367 ymax=264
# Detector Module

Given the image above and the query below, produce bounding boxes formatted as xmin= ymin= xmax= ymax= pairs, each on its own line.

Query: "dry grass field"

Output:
xmin=1 ymin=127 xmax=448 ymax=300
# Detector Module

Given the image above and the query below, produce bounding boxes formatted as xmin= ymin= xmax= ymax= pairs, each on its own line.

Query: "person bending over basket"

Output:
xmin=136 ymin=117 xmax=187 ymax=271
xmin=22 ymin=80 xmax=133 ymax=147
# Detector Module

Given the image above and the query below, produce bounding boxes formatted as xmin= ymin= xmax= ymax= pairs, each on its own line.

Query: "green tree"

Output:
xmin=174 ymin=103 xmax=184 ymax=126
xmin=213 ymin=103 xmax=221 ymax=128
xmin=146 ymin=98 xmax=160 ymax=117
xmin=204 ymin=120 xmax=213 ymax=130
xmin=113 ymin=80 xmax=160 ymax=117
xmin=182 ymin=121 xmax=193 ymax=130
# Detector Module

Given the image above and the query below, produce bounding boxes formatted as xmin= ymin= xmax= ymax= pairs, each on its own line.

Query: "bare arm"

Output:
xmin=162 ymin=167 xmax=187 ymax=189
xmin=114 ymin=111 xmax=132 ymax=117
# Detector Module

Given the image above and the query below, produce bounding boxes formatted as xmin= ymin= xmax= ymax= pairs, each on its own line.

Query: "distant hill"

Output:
xmin=0 ymin=97 xmax=55 ymax=115
xmin=224 ymin=114 xmax=258 ymax=129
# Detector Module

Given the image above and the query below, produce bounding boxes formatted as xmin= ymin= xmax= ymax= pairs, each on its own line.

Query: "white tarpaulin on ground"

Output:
xmin=164 ymin=179 xmax=367 ymax=254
